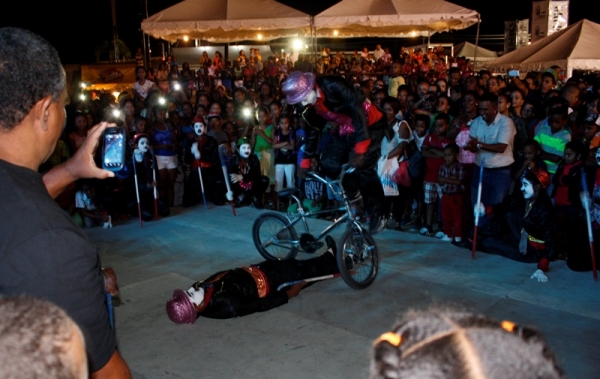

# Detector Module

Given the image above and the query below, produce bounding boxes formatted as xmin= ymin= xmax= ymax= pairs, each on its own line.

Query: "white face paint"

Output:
xmin=595 ymin=148 xmax=600 ymax=166
xmin=521 ymin=177 xmax=535 ymax=199
xmin=185 ymin=286 xmax=205 ymax=306
xmin=138 ymin=137 xmax=149 ymax=153
xmin=301 ymin=90 xmax=317 ymax=106
xmin=194 ymin=122 xmax=207 ymax=136
xmin=239 ymin=143 xmax=252 ymax=159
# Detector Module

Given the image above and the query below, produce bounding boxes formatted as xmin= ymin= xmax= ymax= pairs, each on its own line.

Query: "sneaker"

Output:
xmin=103 ymin=215 xmax=112 ymax=229
xmin=344 ymin=255 xmax=354 ymax=270
xmin=419 ymin=227 xmax=432 ymax=236
xmin=368 ymin=214 xmax=387 ymax=235
xmin=253 ymin=197 xmax=264 ymax=209
xmin=325 ymin=235 xmax=337 ymax=256
xmin=440 ymin=234 xmax=453 ymax=242
xmin=435 ymin=231 xmax=446 ymax=239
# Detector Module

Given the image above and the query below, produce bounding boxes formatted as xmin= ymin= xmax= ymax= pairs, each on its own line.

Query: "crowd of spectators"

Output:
xmin=61 ymin=44 xmax=600 ymax=267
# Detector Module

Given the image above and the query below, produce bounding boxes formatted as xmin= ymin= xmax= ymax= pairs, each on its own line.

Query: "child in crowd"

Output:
xmin=534 ymin=106 xmax=571 ymax=176
xmin=75 ymin=180 xmax=112 ymax=229
xmin=419 ymin=113 xmax=450 ymax=236
xmin=583 ymin=113 xmax=600 ymax=147
xmin=386 ymin=62 xmax=405 ymax=98
xmin=273 ymin=115 xmax=296 ymax=211
xmin=511 ymin=139 xmax=547 ymax=194
xmin=438 ymin=143 xmax=464 ymax=242
xmin=409 ymin=115 xmax=429 ymax=232
xmin=552 ymin=141 xmax=585 ymax=257
xmin=68 ymin=112 xmax=88 ymax=154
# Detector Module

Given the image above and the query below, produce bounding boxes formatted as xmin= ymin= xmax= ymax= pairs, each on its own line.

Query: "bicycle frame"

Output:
xmin=280 ymin=166 xmax=364 ymax=247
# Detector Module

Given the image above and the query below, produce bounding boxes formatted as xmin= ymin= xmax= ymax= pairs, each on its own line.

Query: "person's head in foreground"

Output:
xmin=0 ymin=27 xmax=67 ymax=168
xmin=370 ymin=308 xmax=563 ymax=379
xmin=0 ymin=296 xmax=88 ymax=379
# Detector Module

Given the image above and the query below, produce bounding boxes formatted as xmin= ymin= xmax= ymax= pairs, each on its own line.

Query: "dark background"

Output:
xmin=1 ymin=0 xmax=598 ymax=64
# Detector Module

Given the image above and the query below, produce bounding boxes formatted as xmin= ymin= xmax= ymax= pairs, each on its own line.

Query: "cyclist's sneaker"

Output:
xmin=344 ymin=255 xmax=354 ymax=270
xmin=253 ymin=197 xmax=264 ymax=209
xmin=419 ymin=227 xmax=432 ymax=236
xmin=325 ymin=235 xmax=337 ymax=255
xmin=368 ymin=214 xmax=387 ymax=235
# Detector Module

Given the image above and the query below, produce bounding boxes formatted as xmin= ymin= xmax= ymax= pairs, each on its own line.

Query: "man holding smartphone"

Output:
xmin=0 ymin=28 xmax=131 ymax=379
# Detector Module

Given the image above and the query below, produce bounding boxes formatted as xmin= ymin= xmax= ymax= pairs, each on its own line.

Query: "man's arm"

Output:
xmin=43 ymin=122 xmax=115 ymax=199
xmin=467 ymin=138 xmax=509 ymax=154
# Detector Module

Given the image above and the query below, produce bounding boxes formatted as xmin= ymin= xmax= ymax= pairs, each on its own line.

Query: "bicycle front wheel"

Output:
xmin=336 ymin=226 xmax=379 ymax=289
xmin=252 ymin=212 xmax=299 ymax=261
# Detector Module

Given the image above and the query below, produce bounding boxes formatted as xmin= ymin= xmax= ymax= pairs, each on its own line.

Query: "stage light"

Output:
xmin=292 ymin=39 xmax=303 ymax=50
xmin=333 ymin=30 xmax=339 ymax=36
xmin=257 ymin=33 xmax=263 ymax=40
xmin=183 ymin=35 xmax=189 ymax=42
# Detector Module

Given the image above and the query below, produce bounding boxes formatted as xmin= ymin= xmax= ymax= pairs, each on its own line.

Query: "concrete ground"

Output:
xmin=88 ymin=204 xmax=600 ymax=379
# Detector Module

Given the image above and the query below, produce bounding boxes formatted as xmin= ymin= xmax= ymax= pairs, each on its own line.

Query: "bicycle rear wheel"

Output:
xmin=252 ymin=212 xmax=299 ymax=261
xmin=336 ymin=226 xmax=378 ymax=289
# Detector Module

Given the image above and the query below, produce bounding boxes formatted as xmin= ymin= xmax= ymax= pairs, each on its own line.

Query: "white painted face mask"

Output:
xmin=521 ymin=177 xmax=535 ymax=199
xmin=194 ymin=122 xmax=207 ymax=136
xmin=138 ymin=137 xmax=149 ymax=153
xmin=239 ymin=143 xmax=252 ymax=159
xmin=185 ymin=286 xmax=204 ymax=306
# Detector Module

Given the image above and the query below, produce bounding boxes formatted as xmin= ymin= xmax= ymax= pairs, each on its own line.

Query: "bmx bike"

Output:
xmin=252 ymin=165 xmax=379 ymax=289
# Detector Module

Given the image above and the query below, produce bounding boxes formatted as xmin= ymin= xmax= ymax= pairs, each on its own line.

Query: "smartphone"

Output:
xmin=102 ymin=127 xmax=126 ymax=172
xmin=508 ymin=70 xmax=520 ymax=77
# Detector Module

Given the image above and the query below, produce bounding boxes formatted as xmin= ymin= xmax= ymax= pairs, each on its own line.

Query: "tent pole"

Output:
xmin=310 ymin=16 xmax=317 ymax=67
xmin=427 ymin=31 xmax=431 ymax=49
xmin=474 ymin=14 xmax=481 ymax=70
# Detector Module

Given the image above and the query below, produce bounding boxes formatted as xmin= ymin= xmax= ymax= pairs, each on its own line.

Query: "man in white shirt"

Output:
xmin=373 ymin=44 xmax=384 ymax=61
xmin=465 ymin=93 xmax=516 ymax=206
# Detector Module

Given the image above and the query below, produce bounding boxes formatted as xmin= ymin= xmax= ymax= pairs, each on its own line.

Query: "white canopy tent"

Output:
xmin=484 ymin=19 xmax=600 ymax=78
xmin=454 ymin=41 xmax=498 ymax=70
xmin=454 ymin=41 xmax=497 ymax=61
xmin=141 ymin=0 xmax=480 ymax=43
xmin=312 ymin=0 xmax=479 ymax=39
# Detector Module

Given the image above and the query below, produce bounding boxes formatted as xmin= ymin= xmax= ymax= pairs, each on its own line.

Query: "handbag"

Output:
xmin=377 ymin=156 xmax=399 ymax=196
xmin=392 ymin=160 xmax=412 ymax=187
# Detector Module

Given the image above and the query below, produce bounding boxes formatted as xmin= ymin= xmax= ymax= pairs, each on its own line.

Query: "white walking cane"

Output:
xmin=132 ymin=151 xmax=143 ymax=228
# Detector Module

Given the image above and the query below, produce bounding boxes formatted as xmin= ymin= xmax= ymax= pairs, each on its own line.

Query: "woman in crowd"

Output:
xmin=251 ymin=106 xmax=275 ymax=206
xmin=148 ymin=104 xmax=178 ymax=206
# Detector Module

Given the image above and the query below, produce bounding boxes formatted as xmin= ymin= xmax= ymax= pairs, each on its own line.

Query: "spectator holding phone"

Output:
xmin=0 ymin=27 xmax=131 ymax=378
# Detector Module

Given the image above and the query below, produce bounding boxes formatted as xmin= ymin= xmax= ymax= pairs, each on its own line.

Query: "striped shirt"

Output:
xmin=534 ymin=124 xmax=571 ymax=174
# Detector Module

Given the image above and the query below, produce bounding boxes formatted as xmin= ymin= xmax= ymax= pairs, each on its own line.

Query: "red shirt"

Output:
xmin=422 ymin=133 xmax=449 ymax=183
xmin=554 ymin=162 xmax=577 ymax=206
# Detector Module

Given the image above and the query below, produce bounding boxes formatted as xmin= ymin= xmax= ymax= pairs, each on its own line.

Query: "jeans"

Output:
xmin=471 ymin=166 xmax=511 ymax=207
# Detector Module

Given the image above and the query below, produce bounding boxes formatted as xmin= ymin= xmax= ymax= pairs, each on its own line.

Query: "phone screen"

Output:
xmin=103 ymin=129 xmax=125 ymax=170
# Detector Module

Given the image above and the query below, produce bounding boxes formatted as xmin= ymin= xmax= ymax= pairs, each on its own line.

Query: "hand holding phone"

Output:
xmin=102 ymin=127 xmax=126 ymax=172
xmin=508 ymin=70 xmax=520 ymax=77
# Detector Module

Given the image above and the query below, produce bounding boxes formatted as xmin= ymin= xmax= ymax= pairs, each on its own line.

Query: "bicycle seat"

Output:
xmin=278 ymin=187 xmax=300 ymax=198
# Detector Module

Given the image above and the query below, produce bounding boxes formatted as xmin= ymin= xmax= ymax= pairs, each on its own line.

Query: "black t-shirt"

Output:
xmin=274 ymin=130 xmax=296 ymax=165
xmin=0 ymin=159 xmax=115 ymax=372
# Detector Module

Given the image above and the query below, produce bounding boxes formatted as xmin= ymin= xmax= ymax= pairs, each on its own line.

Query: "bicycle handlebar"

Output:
xmin=307 ymin=163 xmax=355 ymax=195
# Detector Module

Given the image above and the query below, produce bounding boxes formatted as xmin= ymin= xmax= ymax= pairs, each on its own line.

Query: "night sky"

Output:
xmin=0 ymin=0 xmax=598 ymax=64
